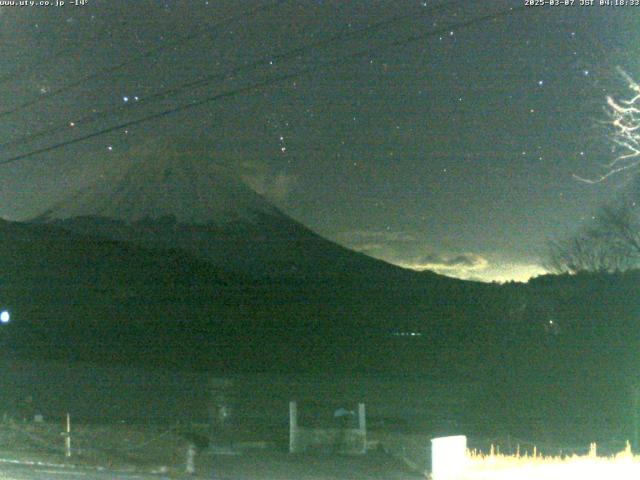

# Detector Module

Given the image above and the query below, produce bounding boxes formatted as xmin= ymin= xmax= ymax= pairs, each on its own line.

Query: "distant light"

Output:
xmin=392 ymin=331 xmax=422 ymax=337
xmin=1 ymin=311 xmax=10 ymax=324
xmin=123 ymin=96 xmax=129 ymax=103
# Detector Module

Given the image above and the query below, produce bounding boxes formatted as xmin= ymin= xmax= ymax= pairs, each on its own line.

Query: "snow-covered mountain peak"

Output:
xmin=39 ymin=139 xmax=281 ymax=225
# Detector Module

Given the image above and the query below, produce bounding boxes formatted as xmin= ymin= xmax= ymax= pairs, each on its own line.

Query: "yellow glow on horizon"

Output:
xmin=459 ymin=444 xmax=640 ymax=480
xmin=398 ymin=260 xmax=547 ymax=284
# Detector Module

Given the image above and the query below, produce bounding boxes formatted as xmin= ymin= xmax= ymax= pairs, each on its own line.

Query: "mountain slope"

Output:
xmin=0 ymin=218 xmax=492 ymax=372
xmin=35 ymin=140 xmax=422 ymax=280
xmin=19 ymin=139 xmax=495 ymax=371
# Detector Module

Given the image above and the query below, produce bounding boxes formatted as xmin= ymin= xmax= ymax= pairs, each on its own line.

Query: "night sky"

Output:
xmin=0 ymin=0 xmax=638 ymax=282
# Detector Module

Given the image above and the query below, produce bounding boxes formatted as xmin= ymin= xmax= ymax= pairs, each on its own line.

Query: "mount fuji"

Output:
xmin=12 ymin=139 xmax=488 ymax=369
xmin=35 ymin=139 xmax=410 ymax=281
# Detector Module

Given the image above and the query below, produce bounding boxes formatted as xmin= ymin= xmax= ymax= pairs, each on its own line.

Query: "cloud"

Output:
xmin=238 ymin=161 xmax=298 ymax=203
xmin=477 ymin=262 xmax=548 ymax=283
xmin=337 ymin=228 xmax=488 ymax=277
xmin=335 ymin=230 xmax=417 ymax=250
xmin=269 ymin=173 xmax=298 ymax=202
xmin=404 ymin=252 xmax=488 ymax=271
xmin=336 ymin=228 xmax=546 ymax=283
xmin=338 ymin=230 xmax=416 ymax=242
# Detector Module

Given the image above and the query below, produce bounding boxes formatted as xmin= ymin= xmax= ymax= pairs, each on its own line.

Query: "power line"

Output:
xmin=0 ymin=0 xmax=459 ymax=151
xmin=0 ymin=4 xmax=526 ymax=165
xmin=0 ymin=4 xmax=528 ymax=167
xmin=0 ymin=1 xmax=282 ymax=119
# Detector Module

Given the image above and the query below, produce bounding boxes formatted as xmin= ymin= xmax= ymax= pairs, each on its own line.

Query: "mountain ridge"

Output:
xmin=34 ymin=140 xmax=450 ymax=281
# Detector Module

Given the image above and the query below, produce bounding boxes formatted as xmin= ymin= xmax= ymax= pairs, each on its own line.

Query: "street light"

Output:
xmin=0 ymin=310 xmax=10 ymax=324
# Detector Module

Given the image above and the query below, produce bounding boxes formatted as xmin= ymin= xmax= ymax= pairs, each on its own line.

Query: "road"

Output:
xmin=200 ymin=450 xmax=425 ymax=480
xmin=0 ymin=462 xmax=172 ymax=480
xmin=0 ymin=450 xmax=424 ymax=479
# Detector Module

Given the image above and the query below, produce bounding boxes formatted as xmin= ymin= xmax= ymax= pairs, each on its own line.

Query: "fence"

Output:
xmin=288 ymin=401 xmax=367 ymax=454
xmin=0 ymin=415 xmax=203 ymax=475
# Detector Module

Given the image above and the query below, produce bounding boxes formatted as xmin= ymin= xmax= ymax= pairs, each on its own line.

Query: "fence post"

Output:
xmin=289 ymin=401 xmax=298 ymax=453
xmin=634 ymin=386 xmax=639 ymax=452
xmin=65 ymin=413 xmax=71 ymax=458
xmin=208 ymin=377 xmax=234 ymax=449
xmin=185 ymin=443 xmax=196 ymax=475
xmin=358 ymin=403 xmax=366 ymax=453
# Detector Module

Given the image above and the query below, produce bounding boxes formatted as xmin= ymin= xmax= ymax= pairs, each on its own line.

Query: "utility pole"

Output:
xmin=634 ymin=386 xmax=639 ymax=452
xmin=64 ymin=413 xmax=71 ymax=458
xmin=289 ymin=401 xmax=298 ymax=453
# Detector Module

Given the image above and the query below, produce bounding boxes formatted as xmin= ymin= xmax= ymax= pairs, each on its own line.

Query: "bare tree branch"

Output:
xmin=553 ymin=68 xmax=640 ymax=273
xmin=547 ymin=201 xmax=640 ymax=274
xmin=575 ymin=67 xmax=640 ymax=184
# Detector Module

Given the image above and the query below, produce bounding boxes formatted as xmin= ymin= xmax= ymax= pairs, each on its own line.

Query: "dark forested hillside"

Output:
xmin=0 ymin=218 xmax=489 ymax=372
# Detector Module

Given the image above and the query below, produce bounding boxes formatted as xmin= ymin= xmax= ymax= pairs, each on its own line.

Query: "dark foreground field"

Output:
xmin=0 ymin=420 xmax=424 ymax=480
xmin=0 ymin=451 xmax=422 ymax=480
xmin=198 ymin=450 xmax=422 ymax=480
